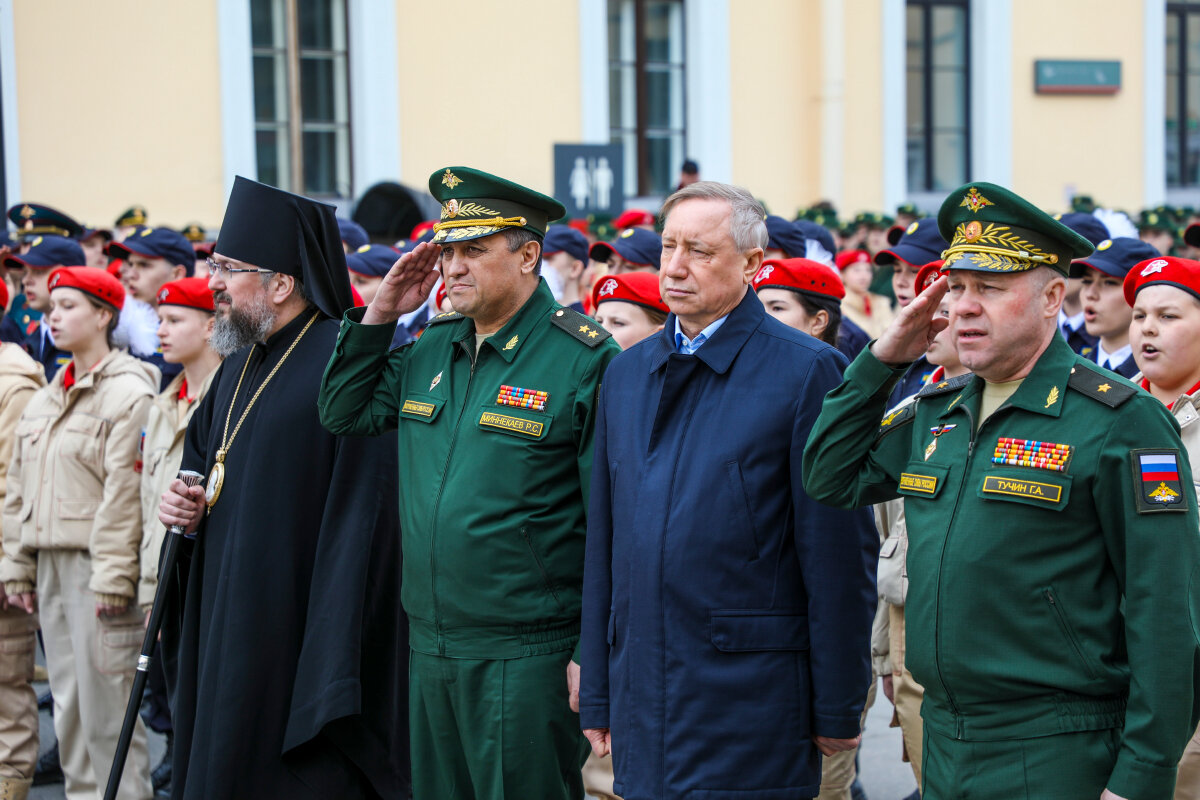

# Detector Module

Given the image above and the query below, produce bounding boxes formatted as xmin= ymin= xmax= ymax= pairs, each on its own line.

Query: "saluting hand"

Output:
xmin=870 ymin=275 xmax=950 ymax=366
xmin=160 ymin=479 xmax=206 ymax=536
xmin=362 ymin=241 xmax=442 ymax=326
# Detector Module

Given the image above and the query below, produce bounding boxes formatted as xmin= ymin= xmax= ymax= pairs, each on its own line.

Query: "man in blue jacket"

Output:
xmin=579 ymin=181 xmax=879 ymax=800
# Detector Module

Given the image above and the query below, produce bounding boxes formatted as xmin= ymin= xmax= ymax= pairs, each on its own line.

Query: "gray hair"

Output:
xmin=659 ymin=181 xmax=768 ymax=253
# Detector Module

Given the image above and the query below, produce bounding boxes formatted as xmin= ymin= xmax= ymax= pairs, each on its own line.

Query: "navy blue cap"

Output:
xmin=338 ymin=217 xmax=370 ymax=251
xmin=80 ymin=226 xmax=113 ymax=243
xmin=589 ymin=227 xmax=662 ymax=270
xmin=874 ymin=217 xmax=947 ymax=267
xmin=3 ymin=235 xmax=86 ymax=270
xmin=795 ymin=220 xmax=836 ymax=260
xmin=346 ymin=243 xmax=399 ymax=278
xmin=543 ymin=224 xmax=590 ymax=264
xmin=1056 ymin=213 xmax=1110 ymax=247
xmin=0 ymin=229 xmax=12 ymax=249
xmin=1069 ymin=236 xmax=1161 ymax=279
xmin=6 ymin=203 xmax=83 ymax=240
xmin=764 ymin=215 xmax=807 ymax=258
xmin=108 ymin=227 xmax=196 ymax=276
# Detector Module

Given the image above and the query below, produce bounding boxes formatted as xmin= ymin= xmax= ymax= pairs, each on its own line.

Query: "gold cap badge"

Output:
xmin=441 ymin=169 xmax=463 ymax=190
xmin=960 ymin=187 xmax=995 ymax=214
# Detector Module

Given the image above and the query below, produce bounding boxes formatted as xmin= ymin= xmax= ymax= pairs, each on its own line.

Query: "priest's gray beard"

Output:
xmin=209 ymin=292 xmax=276 ymax=356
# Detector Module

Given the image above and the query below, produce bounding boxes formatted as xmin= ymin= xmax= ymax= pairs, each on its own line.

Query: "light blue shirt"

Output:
xmin=674 ymin=315 xmax=728 ymax=355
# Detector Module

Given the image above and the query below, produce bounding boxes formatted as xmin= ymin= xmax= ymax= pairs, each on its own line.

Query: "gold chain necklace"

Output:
xmin=205 ymin=311 xmax=320 ymax=511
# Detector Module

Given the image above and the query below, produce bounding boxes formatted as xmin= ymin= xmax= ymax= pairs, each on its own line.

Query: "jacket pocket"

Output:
xmin=59 ymin=414 xmax=106 ymax=466
xmin=897 ymin=462 xmax=949 ymax=499
xmin=0 ymin=628 xmax=35 ymax=682
xmin=1043 ymin=586 xmax=1101 ymax=681
xmin=724 ymin=460 xmax=761 ymax=560
xmin=710 ymin=611 xmax=810 ymax=652
xmin=520 ymin=526 xmax=565 ymax=613
xmin=95 ymin=615 xmax=143 ymax=676
xmin=58 ymin=498 xmax=100 ymax=520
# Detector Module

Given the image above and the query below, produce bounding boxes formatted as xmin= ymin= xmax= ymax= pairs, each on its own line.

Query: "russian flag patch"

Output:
xmin=1132 ymin=449 xmax=1188 ymax=513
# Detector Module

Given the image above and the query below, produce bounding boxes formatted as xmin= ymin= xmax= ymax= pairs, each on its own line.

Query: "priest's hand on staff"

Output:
xmin=363 ymin=241 xmax=442 ymax=325
xmin=869 ymin=274 xmax=949 ymax=366
xmin=6 ymin=591 xmax=35 ymax=615
xmin=160 ymin=479 xmax=206 ymax=536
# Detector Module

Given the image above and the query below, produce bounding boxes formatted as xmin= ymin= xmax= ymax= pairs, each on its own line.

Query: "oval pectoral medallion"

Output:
xmin=206 ymin=462 xmax=225 ymax=511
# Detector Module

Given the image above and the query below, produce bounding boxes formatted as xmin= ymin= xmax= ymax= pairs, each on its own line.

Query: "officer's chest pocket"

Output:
xmin=977 ymin=468 xmax=1072 ymax=511
xmin=896 ymin=462 xmax=950 ymax=500
xmin=475 ymin=405 xmax=553 ymax=442
xmin=398 ymin=394 xmax=445 ymax=425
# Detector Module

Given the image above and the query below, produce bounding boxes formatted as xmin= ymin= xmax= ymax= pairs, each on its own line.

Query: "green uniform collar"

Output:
xmin=449 ymin=278 xmax=556 ymax=363
xmin=940 ymin=334 xmax=1075 ymax=420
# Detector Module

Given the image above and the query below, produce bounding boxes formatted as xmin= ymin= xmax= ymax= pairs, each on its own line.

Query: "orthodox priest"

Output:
xmin=157 ymin=176 xmax=408 ymax=799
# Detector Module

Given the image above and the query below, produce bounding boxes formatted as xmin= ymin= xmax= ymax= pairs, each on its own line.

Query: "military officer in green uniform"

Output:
xmin=319 ymin=166 xmax=619 ymax=800
xmin=804 ymin=182 xmax=1200 ymax=800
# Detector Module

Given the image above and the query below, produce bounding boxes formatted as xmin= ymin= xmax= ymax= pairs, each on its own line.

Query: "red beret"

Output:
xmin=1124 ymin=256 xmax=1200 ymax=307
xmin=157 ymin=277 xmax=214 ymax=312
xmin=752 ymin=258 xmax=845 ymax=300
xmin=48 ymin=266 xmax=125 ymax=310
xmin=613 ymin=209 xmax=656 ymax=230
xmin=835 ymin=250 xmax=872 ymax=271
xmin=0 ymin=274 xmax=8 ymax=311
xmin=592 ymin=271 xmax=668 ymax=314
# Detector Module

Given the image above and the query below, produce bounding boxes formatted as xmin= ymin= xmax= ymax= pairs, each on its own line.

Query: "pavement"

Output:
xmin=29 ymin=665 xmax=917 ymax=800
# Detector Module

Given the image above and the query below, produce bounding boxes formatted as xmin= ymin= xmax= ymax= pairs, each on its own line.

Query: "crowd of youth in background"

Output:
xmin=0 ymin=163 xmax=1198 ymax=800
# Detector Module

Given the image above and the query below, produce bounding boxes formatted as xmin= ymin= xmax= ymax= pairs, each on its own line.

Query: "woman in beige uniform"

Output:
xmin=1123 ymin=255 xmax=1200 ymax=800
xmin=0 ymin=267 xmax=157 ymax=800
xmin=0 ymin=275 xmax=46 ymax=800
xmin=137 ymin=277 xmax=218 ymax=797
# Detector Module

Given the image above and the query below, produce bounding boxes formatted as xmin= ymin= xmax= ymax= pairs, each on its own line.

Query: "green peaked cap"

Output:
xmin=428 ymin=166 xmax=565 ymax=245
xmin=937 ymin=182 xmax=1094 ymax=275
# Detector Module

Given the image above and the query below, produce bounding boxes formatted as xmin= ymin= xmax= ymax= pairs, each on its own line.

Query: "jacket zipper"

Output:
xmin=427 ymin=342 xmax=478 ymax=655
xmin=933 ymin=402 xmax=974 ymax=739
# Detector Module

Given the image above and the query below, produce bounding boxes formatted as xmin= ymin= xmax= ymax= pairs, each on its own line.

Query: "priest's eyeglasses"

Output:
xmin=206 ymin=257 xmax=272 ymax=277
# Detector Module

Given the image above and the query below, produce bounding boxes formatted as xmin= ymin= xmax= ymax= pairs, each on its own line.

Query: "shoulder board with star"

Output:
xmin=549 ymin=307 xmax=612 ymax=347
xmin=876 ymin=402 xmax=916 ymax=437
xmin=915 ymin=372 xmax=973 ymax=398
xmin=425 ymin=311 xmax=463 ymax=327
xmin=1067 ymin=361 xmax=1137 ymax=408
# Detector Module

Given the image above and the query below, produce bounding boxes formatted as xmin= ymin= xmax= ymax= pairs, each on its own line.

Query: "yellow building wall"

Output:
xmin=1009 ymin=0 xmax=1145 ymax=212
xmin=728 ymin=0 xmax=819 ymax=217
xmin=12 ymin=1 xmax=225 ymax=229
xmin=838 ymin=0 xmax=886 ymax=216
xmin=394 ymin=0 xmax=581 ymax=197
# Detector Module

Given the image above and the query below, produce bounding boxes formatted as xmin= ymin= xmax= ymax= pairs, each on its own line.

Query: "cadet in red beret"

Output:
xmin=837 ymin=249 xmax=895 ymax=340
xmin=591 ymin=271 xmax=668 ymax=350
xmin=612 ymin=209 xmax=657 ymax=232
xmin=1126 ymin=257 xmax=1200 ymax=798
xmin=5 ymin=264 xmax=157 ymax=800
xmin=752 ymin=258 xmax=844 ymax=346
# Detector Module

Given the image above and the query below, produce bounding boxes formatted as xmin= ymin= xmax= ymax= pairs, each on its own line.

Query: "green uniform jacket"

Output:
xmin=803 ymin=334 xmax=1200 ymax=799
xmin=319 ymin=280 xmax=619 ymax=662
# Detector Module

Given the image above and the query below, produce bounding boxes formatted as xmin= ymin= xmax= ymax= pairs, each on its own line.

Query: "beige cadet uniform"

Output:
xmin=1152 ymin=382 xmax=1200 ymax=800
xmin=137 ymin=370 xmax=214 ymax=608
xmin=0 ymin=350 xmax=156 ymax=800
xmin=0 ymin=344 xmax=45 ymax=797
xmin=870 ymin=394 xmax=926 ymax=788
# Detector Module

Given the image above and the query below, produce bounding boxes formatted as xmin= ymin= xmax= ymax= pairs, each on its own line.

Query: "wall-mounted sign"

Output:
xmin=1034 ymin=60 xmax=1121 ymax=95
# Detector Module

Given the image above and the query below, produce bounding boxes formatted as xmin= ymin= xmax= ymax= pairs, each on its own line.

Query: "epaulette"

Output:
xmin=549 ymin=307 xmax=612 ymax=347
xmin=425 ymin=311 xmax=463 ymax=327
xmin=1067 ymin=362 xmax=1137 ymax=408
xmin=916 ymin=372 xmax=973 ymax=398
xmin=877 ymin=402 xmax=916 ymax=437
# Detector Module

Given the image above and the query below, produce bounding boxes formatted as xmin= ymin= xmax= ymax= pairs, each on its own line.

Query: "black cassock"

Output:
xmin=161 ymin=310 xmax=409 ymax=799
